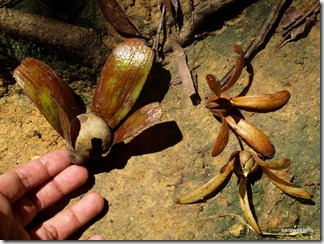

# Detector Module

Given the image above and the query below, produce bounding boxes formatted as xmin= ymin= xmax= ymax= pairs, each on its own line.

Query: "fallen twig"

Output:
xmin=153 ymin=4 xmax=166 ymax=62
xmin=219 ymin=0 xmax=287 ymax=86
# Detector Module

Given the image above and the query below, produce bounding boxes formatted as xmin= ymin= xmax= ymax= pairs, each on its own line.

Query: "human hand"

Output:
xmin=0 ymin=150 xmax=105 ymax=240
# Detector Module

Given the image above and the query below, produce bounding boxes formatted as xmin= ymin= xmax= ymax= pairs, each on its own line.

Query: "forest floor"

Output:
xmin=0 ymin=0 xmax=320 ymax=240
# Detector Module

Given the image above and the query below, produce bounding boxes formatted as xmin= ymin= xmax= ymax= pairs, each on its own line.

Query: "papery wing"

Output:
xmin=92 ymin=39 xmax=154 ymax=129
xmin=206 ymin=74 xmax=221 ymax=97
xmin=113 ymin=102 xmax=162 ymax=143
xmin=212 ymin=115 xmax=229 ymax=157
xmin=221 ymin=45 xmax=244 ymax=93
xmin=261 ymin=166 xmax=311 ymax=199
xmin=225 ymin=115 xmax=275 ymax=158
xmin=13 ymin=58 xmax=83 ymax=137
xmin=176 ymin=158 xmax=234 ymax=204
xmin=231 ymin=90 xmax=291 ymax=112
xmin=238 ymin=176 xmax=263 ymax=234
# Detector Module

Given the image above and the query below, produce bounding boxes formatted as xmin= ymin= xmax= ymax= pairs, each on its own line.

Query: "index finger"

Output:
xmin=0 ymin=150 xmax=71 ymax=204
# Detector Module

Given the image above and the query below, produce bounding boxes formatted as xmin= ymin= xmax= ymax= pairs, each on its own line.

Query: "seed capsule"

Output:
xmin=67 ymin=113 xmax=112 ymax=164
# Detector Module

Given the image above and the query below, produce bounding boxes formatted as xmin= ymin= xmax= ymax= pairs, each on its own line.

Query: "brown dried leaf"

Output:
xmin=97 ymin=0 xmax=143 ymax=39
xmin=169 ymin=33 xmax=200 ymax=103
xmin=212 ymin=115 xmax=229 ymax=157
xmin=225 ymin=115 xmax=275 ymax=158
xmin=231 ymin=90 xmax=291 ymax=112
xmin=221 ymin=45 xmax=244 ymax=93
xmin=113 ymin=102 xmax=163 ymax=143
xmin=176 ymin=158 xmax=234 ymax=204
xmin=238 ymin=176 xmax=263 ymax=234
xmin=261 ymin=166 xmax=312 ymax=199
xmin=281 ymin=6 xmax=304 ymax=29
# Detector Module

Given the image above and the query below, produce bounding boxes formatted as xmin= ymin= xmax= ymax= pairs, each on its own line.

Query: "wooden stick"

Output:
xmin=220 ymin=0 xmax=286 ymax=86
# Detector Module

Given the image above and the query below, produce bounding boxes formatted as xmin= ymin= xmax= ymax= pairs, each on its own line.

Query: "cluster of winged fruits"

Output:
xmin=13 ymin=39 xmax=311 ymax=236
xmin=176 ymin=45 xmax=312 ymax=235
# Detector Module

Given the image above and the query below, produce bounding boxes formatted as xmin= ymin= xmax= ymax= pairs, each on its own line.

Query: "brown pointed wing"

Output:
xmin=212 ymin=115 xmax=229 ymax=157
xmin=225 ymin=115 xmax=275 ymax=158
xmin=221 ymin=45 xmax=244 ymax=93
xmin=176 ymin=157 xmax=235 ymax=204
xmin=206 ymin=74 xmax=221 ymax=97
xmin=261 ymin=166 xmax=311 ymax=199
xmin=238 ymin=176 xmax=263 ymax=234
xmin=231 ymin=90 xmax=291 ymax=112
xmin=92 ymin=39 xmax=154 ymax=129
xmin=113 ymin=102 xmax=162 ymax=143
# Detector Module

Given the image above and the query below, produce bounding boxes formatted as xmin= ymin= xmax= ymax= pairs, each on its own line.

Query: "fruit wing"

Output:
xmin=113 ymin=102 xmax=162 ymax=143
xmin=92 ymin=39 xmax=154 ymax=129
xmin=13 ymin=58 xmax=83 ymax=137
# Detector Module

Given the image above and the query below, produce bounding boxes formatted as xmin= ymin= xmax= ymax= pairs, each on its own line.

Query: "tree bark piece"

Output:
xmin=0 ymin=8 xmax=109 ymax=70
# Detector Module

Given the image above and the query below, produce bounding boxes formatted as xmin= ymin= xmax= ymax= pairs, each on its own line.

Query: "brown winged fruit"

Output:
xmin=177 ymin=150 xmax=311 ymax=235
xmin=206 ymin=45 xmax=291 ymax=159
xmin=13 ymin=39 xmax=163 ymax=164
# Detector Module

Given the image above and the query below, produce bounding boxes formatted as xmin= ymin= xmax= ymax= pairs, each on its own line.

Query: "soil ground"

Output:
xmin=0 ymin=0 xmax=320 ymax=240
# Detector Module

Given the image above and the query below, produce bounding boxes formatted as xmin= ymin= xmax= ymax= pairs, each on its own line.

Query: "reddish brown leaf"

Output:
xmin=113 ymin=102 xmax=163 ymax=143
xmin=169 ymin=33 xmax=199 ymax=103
xmin=97 ymin=0 xmax=143 ymax=39
xmin=281 ymin=6 xmax=304 ymax=29
xmin=221 ymin=45 xmax=245 ymax=93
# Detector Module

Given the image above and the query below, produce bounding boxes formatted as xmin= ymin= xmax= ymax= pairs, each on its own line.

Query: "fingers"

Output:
xmin=12 ymin=164 xmax=88 ymax=227
xmin=29 ymin=192 xmax=105 ymax=240
xmin=0 ymin=150 xmax=71 ymax=204
xmin=88 ymin=235 xmax=106 ymax=240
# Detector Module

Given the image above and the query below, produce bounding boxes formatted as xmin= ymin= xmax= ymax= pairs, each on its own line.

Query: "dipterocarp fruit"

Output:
xmin=13 ymin=39 xmax=163 ymax=164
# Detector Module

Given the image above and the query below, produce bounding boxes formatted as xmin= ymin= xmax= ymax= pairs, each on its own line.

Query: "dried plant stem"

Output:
xmin=0 ymin=8 xmax=109 ymax=70
xmin=220 ymin=0 xmax=286 ymax=86
xmin=153 ymin=4 xmax=166 ymax=62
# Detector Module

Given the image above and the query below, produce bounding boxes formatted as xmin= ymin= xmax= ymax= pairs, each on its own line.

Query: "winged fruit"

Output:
xmin=13 ymin=39 xmax=162 ymax=164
